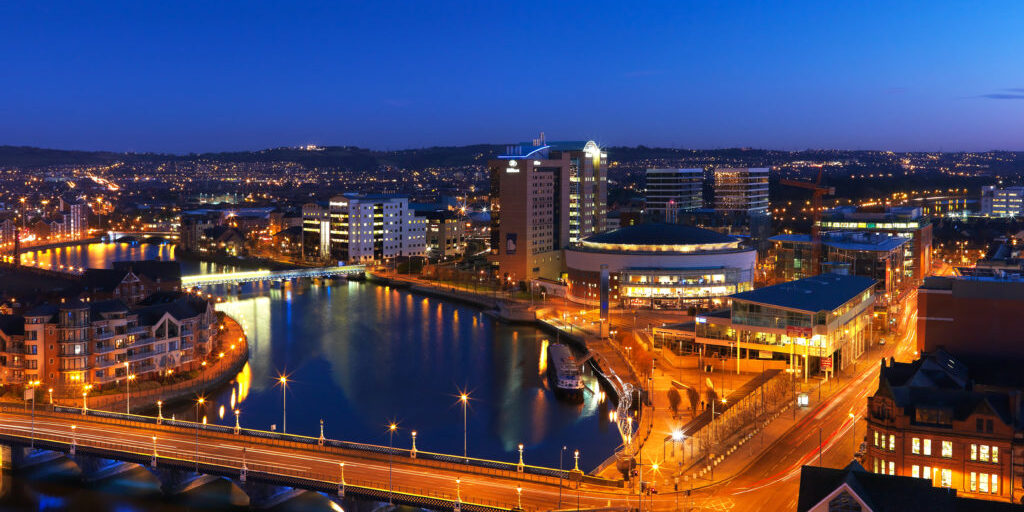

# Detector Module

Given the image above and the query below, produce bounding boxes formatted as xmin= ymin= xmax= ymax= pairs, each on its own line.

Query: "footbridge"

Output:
xmin=0 ymin=405 xmax=633 ymax=511
xmin=181 ymin=266 xmax=365 ymax=287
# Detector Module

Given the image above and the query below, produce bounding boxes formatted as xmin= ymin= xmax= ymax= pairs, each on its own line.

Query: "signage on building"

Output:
xmin=786 ymin=325 xmax=812 ymax=339
xmin=821 ymin=356 xmax=833 ymax=371
xmin=505 ymin=233 xmax=517 ymax=255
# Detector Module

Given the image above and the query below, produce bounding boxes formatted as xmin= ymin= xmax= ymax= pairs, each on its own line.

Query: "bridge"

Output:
xmin=106 ymin=230 xmax=180 ymax=241
xmin=0 ymin=405 xmax=642 ymax=511
xmin=181 ymin=266 xmax=365 ymax=287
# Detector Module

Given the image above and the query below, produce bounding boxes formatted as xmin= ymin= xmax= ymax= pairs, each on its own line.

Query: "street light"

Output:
xmin=558 ymin=445 xmax=567 ymax=508
xmin=458 ymin=391 xmax=469 ymax=461
xmin=195 ymin=396 xmax=206 ymax=471
xmin=388 ymin=422 xmax=397 ymax=504
xmin=157 ymin=400 xmax=164 ymax=424
xmin=517 ymin=443 xmax=524 ymax=472
xmin=126 ymin=373 xmax=136 ymax=415
xmin=277 ymin=375 xmax=288 ymax=434
xmin=70 ymin=424 xmax=77 ymax=455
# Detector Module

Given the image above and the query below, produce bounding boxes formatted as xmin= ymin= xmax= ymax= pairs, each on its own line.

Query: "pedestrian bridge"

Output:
xmin=181 ymin=266 xmax=365 ymax=287
xmin=0 ymin=406 xmax=624 ymax=511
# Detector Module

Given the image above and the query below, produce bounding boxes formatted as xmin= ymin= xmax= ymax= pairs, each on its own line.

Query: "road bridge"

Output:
xmin=181 ymin=266 xmax=365 ymax=287
xmin=0 ymin=406 xmax=642 ymax=511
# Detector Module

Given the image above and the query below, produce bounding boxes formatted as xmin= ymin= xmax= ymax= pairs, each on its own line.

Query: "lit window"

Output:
xmin=912 ymin=465 xmax=920 ymax=478
xmin=942 ymin=441 xmax=953 ymax=458
xmin=992 ymin=474 xmax=999 ymax=494
xmin=888 ymin=461 xmax=895 ymax=475
xmin=980 ymin=445 xmax=990 ymax=462
xmin=970 ymin=472 xmax=977 ymax=492
xmin=941 ymin=469 xmax=952 ymax=488
xmin=889 ymin=435 xmax=895 ymax=451
xmin=993 ymin=447 xmax=999 ymax=463
xmin=923 ymin=439 xmax=932 ymax=456
xmin=970 ymin=444 xmax=977 ymax=461
xmin=980 ymin=473 xmax=989 ymax=493
xmin=912 ymin=438 xmax=921 ymax=454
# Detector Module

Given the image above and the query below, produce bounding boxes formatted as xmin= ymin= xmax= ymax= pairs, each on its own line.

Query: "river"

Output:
xmin=2 ymin=242 xmax=622 ymax=511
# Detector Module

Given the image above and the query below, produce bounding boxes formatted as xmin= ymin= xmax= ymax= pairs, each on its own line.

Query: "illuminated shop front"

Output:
xmin=564 ymin=224 xmax=756 ymax=309
xmin=694 ymin=273 xmax=877 ymax=378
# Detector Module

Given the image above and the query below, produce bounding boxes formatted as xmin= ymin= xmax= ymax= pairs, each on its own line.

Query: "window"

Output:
xmin=986 ymin=419 xmax=993 ymax=433
xmin=828 ymin=491 xmax=862 ymax=512
xmin=923 ymin=466 xmax=932 ymax=480
xmin=923 ymin=439 xmax=932 ymax=456
xmin=942 ymin=441 xmax=952 ymax=458
xmin=888 ymin=461 xmax=895 ymax=476
xmin=873 ymin=431 xmax=879 ymax=447
xmin=912 ymin=438 xmax=921 ymax=454
xmin=993 ymin=447 xmax=999 ymax=463
xmin=971 ymin=444 xmax=977 ymax=461
xmin=980 ymin=473 xmax=989 ymax=493
xmin=889 ymin=435 xmax=895 ymax=452
xmin=873 ymin=458 xmax=878 ymax=473
xmin=992 ymin=474 xmax=999 ymax=494
xmin=912 ymin=465 xmax=920 ymax=478
xmin=980 ymin=445 xmax=990 ymax=462
xmin=977 ymin=418 xmax=984 ymax=432
xmin=941 ymin=469 xmax=952 ymax=488
xmin=970 ymin=472 xmax=977 ymax=492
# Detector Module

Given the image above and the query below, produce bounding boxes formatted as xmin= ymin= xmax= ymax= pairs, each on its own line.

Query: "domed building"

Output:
xmin=564 ymin=224 xmax=757 ymax=309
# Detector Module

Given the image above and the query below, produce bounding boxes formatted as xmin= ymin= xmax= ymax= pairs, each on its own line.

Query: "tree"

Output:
xmin=667 ymin=388 xmax=681 ymax=418
xmin=686 ymin=387 xmax=700 ymax=414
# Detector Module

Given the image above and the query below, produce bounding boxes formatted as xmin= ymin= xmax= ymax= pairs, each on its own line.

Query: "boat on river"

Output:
xmin=547 ymin=342 xmax=584 ymax=402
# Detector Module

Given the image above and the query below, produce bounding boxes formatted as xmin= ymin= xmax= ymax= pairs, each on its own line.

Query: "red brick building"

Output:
xmin=918 ymin=273 xmax=1024 ymax=357
xmin=866 ymin=351 xmax=1024 ymax=503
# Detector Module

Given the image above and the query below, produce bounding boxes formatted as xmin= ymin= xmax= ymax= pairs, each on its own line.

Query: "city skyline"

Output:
xmin=1 ymin=1 xmax=1022 ymax=153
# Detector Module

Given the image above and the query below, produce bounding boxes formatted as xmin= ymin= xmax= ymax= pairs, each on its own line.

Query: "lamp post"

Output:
xmin=459 ymin=392 xmax=469 ymax=461
xmin=849 ymin=412 xmax=857 ymax=455
xmin=575 ymin=450 xmax=581 ymax=511
xmin=388 ymin=422 xmax=397 ymax=504
xmin=157 ymin=400 xmax=164 ymax=424
xmin=126 ymin=373 xmax=135 ymax=415
xmin=48 ymin=387 xmax=53 ymax=406
xmin=411 ymin=430 xmax=418 ymax=458
xmin=234 ymin=409 xmax=241 ymax=434
xmin=82 ymin=390 xmax=88 ymax=414
xmin=517 ymin=443 xmax=524 ymax=472
xmin=195 ymin=397 xmax=205 ymax=472
xmin=278 ymin=376 xmax=288 ymax=434
xmin=151 ymin=435 xmax=158 ymax=467
xmin=516 ymin=485 xmax=523 ymax=511
xmin=558 ymin=445 xmax=567 ymax=509
xmin=28 ymin=380 xmax=39 ymax=448
xmin=70 ymin=424 xmax=77 ymax=455
xmin=319 ymin=418 xmax=325 ymax=446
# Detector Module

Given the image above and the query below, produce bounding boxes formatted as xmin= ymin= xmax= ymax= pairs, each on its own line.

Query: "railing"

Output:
xmin=15 ymin=403 xmax=620 ymax=489
xmin=0 ymin=426 xmax=512 ymax=511
xmin=181 ymin=265 xmax=365 ymax=287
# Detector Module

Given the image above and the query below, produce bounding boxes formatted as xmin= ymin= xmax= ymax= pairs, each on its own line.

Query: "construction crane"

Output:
xmin=780 ymin=168 xmax=835 ymax=276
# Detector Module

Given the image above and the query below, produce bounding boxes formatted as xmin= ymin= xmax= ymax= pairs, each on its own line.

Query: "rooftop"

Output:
xmin=798 ymin=462 xmax=1022 ymax=512
xmin=497 ymin=140 xmax=596 ymax=159
xmin=770 ymin=232 xmax=908 ymax=252
xmin=582 ymin=223 xmax=739 ymax=248
xmin=729 ymin=273 xmax=876 ymax=312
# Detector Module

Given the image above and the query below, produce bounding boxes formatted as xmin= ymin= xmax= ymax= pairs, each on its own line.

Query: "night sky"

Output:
xmin=1 ymin=1 xmax=1022 ymax=153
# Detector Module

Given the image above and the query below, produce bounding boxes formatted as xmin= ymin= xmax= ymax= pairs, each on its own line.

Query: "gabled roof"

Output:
xmin=89 ymin=299 xmax=130 ymax=321
xmin=729 ymin=273 xmax=877 ymax=313
xmin=112 ymin=260 xmax=181 ymax=282
xmin=133 ymin=292 xmax=209 ymax=326
xmin=81 ymin=269 xmax=132 ymax=292
xmin=799 ymin=462 xmax=1024 ymax=512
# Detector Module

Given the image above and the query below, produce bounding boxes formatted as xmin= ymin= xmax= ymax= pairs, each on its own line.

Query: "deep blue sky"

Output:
xmin=1 ymin=1 xmax=1022 ymax=153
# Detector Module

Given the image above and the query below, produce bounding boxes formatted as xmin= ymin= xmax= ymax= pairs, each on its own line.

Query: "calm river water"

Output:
xmin=1 ymin=243 xmax=621 ymax=511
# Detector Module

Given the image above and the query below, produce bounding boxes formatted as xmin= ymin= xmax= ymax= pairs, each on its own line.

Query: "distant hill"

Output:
xmin=0 ymin=144 xmax=505 ymax=170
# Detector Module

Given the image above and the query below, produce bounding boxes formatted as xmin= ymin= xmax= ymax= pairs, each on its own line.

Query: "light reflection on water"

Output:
xmin=6 ymin=242 xmax=622 ymax=510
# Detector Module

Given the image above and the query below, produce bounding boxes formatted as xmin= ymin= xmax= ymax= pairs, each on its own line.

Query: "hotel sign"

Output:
xmin=786 ymin=325 xmax=812 ymax=339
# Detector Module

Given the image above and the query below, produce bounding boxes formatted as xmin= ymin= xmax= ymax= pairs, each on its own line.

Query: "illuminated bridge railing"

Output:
xmin=48 ymin=405 xmax=620 ymax=488
xmin=181 ymin=265 xmax=366 ymax=287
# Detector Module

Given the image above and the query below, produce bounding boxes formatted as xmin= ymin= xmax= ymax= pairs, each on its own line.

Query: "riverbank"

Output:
xmin=40 ymin=314 xmax=250 ymax=414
